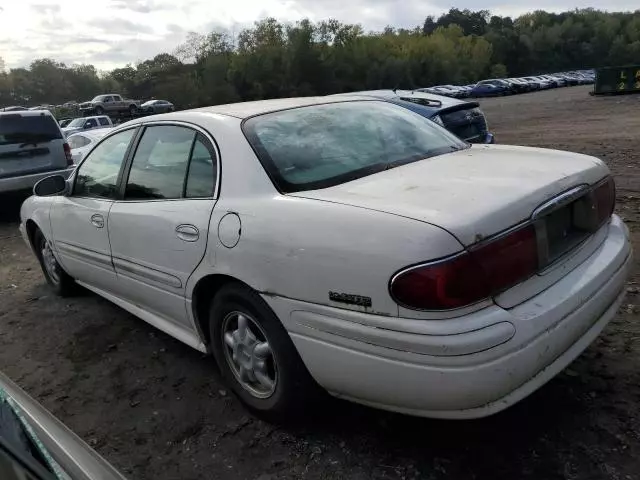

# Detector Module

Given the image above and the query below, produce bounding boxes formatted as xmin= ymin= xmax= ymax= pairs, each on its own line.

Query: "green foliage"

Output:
xmin=0 ymin=9 xmax=639 ymax=110
xmin=490 ymin=63 xmax=508 ymax=78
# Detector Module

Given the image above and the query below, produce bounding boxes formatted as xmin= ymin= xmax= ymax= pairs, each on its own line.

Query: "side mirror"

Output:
xmin=34 ymin=175 xmax=67 ymax=196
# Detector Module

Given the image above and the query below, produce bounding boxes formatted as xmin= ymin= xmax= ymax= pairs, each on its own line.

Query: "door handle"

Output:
xmin=90 ymin=214 xmax=105 ymax=229
xmin=175 ymin=224 xmax=199 ymax=242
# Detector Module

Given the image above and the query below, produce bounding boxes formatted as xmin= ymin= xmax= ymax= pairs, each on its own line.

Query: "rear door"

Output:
xmin=107 ymin=123 xmax=218 ymax=328
xmin=50 ymin=128 xmax=137 ymax=293
xmin=0 ymin=112 xmax=67 ymax=180
xmin=102 ymin=96 xmax=116 ymax=113
xmin=112 ymin=95 xmax=124 ymax=112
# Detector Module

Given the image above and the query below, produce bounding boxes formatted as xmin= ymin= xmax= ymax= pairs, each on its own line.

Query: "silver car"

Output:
xmin=0 ymin=110 xmax=75 ymax=194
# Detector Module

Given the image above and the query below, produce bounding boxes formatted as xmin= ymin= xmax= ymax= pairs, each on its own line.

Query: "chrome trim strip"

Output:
xmin=55 ymin=242 xmax=113 ymax=269
xmin=532 ymin=184 xmax=590 ymax=219
xmin=112 ymin=257 xmax=182 ymax=289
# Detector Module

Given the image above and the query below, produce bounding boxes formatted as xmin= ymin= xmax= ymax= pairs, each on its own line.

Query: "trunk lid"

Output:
xmin=290 ymin=144 xmax=609 ymax=247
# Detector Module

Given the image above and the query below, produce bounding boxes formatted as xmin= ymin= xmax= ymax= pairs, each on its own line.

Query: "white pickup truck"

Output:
xmin=78 ymin=94 xmax=140 ymax=116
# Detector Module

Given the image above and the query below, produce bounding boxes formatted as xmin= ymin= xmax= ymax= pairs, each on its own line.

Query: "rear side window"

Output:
xmin=125 ymin=126 xmax=195 ymax=200
xmin=185 ymin=134 xmax=216 ymax=198
xmin=98 ymin=117 xmax=110 ymax=126
xmin=0 ymin=114 xmax=62 ymax=145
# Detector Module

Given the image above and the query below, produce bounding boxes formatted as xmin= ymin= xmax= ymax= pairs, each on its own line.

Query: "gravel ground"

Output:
xmin=1 ymin=85 xmax=639 ymax=480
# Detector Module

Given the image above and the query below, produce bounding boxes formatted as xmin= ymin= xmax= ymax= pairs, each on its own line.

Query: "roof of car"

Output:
xmin=187 ymin=96 xmax=374 ymax=119
xmin=0 ymin=109 xmax=54 ymax=118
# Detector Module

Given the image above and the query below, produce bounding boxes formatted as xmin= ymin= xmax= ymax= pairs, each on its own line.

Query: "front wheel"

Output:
xmin=129 ymin=105 xmax=137 ymax=116
xmin=34 ymin=229 xmax=76 ymax=297
xmin=209 ymin=283 xmax=321 ymax=421
xmin=94 ymin=106 xmax=104 ymax=115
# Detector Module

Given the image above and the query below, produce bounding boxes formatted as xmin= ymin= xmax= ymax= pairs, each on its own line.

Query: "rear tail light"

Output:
xmin=63 ymin=142 xmax=73 ymax=166
xmin=390 ymin=225 xmax=538 ymax=310
xmin=593 ymin=177 xmax=615 ymax=227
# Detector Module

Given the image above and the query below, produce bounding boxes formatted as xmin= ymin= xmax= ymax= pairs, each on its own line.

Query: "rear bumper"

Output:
xmin=268 ymin=215 xmax=631 ymax=418
xmin=0 ymin=167 xmax=75 ymax=194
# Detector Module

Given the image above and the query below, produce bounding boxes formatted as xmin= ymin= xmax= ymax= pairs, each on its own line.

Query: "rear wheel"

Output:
xmin=209 ymin=283 xmax=321 ymax=421
xmin=34 ymin=229 xmax=76 ymax=296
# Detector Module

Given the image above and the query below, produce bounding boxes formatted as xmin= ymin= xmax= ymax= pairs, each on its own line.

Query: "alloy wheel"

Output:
xmin=221 ymin=311 xmax=277 ymax=399
xmin=41 ymin=239 xmax=60 ymax=285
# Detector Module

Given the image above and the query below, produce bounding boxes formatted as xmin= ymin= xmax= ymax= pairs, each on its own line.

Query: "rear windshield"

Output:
xmin=0 ymin=114 xmax=62 ymax=145
xmin=243 ymin=101 xmax=467 ymax=193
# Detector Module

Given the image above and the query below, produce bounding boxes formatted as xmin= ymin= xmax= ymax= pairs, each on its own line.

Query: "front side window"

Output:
xmin=74 ymin=128 xmax=135 ymax=198
xmin=84 ymin=119 xmax=97 ymax=128
xmin=243 ymin=101 xmax=466 ymax=193
xmin=125 ymin=126 xmax=195 ymax=200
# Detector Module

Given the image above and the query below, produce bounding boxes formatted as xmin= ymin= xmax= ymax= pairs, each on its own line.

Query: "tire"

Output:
xmin=94 ymin=106 xmax=104 ymax=115
xmin=209 ymin=283 xmax=321 ymax=422
xmin=34 ymin=229 xmax=76 ymax=297
xmin=129 ymin=105 xmax=137 ymax=116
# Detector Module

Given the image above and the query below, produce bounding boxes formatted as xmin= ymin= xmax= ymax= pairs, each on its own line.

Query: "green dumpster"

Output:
xmin=594 ymin=65 xmax=640 ymax=95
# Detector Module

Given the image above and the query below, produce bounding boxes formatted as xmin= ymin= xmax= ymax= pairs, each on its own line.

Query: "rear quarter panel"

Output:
xmin=199 ymin=195 xmax=463 ymax=316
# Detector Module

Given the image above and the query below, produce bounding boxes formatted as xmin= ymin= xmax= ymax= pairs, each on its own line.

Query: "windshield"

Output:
xmin=90 ymin=96 xmax=105 ymax=102
xmin=67 ymin=118 xmax=86 ymax=127
xmin=243 ymin=101 xmax=467 ymax=193
xmin=0 ymin=114 xmax=62 ymax=145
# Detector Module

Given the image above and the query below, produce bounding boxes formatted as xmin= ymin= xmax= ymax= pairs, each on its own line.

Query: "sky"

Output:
xmin=0 ymin=0 xmax=638 ymax=71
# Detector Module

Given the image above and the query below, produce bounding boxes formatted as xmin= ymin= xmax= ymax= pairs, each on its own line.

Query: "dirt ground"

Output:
xmin=1 ymin=85 xmax=639 ymax=480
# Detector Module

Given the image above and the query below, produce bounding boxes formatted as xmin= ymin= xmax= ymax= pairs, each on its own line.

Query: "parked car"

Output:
xmin=0 ymin=370 xmax=127 ymax=480
xmin=1 ymin=106 xmax=29 ymax=112
xmin=526 ymin=76 xmax=553 ymax=89
xmin=430 ymin=85 xmax=468 ymax=98
xmin=140 ymin=100 xmax=175 ymax=114
xmin=66 ymin=128 xmax=112 ymax=164
xmin=78 ymin=94 xmax=140 ymax=116
xmin=505 ymin=78 xmax=531 ymax=93
xmin=20 ymin=97 xmax=630 ymax=421
xmin=471 ymin=79 xmax=512 ymax=97
xmin=61 ymin=116 xmax=112 ymax=137
xmin=0 ymin=110 xmax=74 ymax=195
xmin=335 ymin=89 xmax=494 ymax=144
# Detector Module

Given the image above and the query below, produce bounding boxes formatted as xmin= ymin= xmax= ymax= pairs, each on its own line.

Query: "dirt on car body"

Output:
xmin=1 ymin=86 xmax=639 ymax=480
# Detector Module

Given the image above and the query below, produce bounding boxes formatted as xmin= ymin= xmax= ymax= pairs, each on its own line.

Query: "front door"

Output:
xmin=107 ymin=124 xmax=218 ymax=328
xmin=50 ymin=128 xmax=137 ymax=293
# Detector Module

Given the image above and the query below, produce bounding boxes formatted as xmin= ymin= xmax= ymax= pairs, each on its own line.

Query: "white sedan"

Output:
xmin=66 ymin=128 xmax=112 ymax=164
xmin=19 ymin=97 xmax=632 ymax=420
